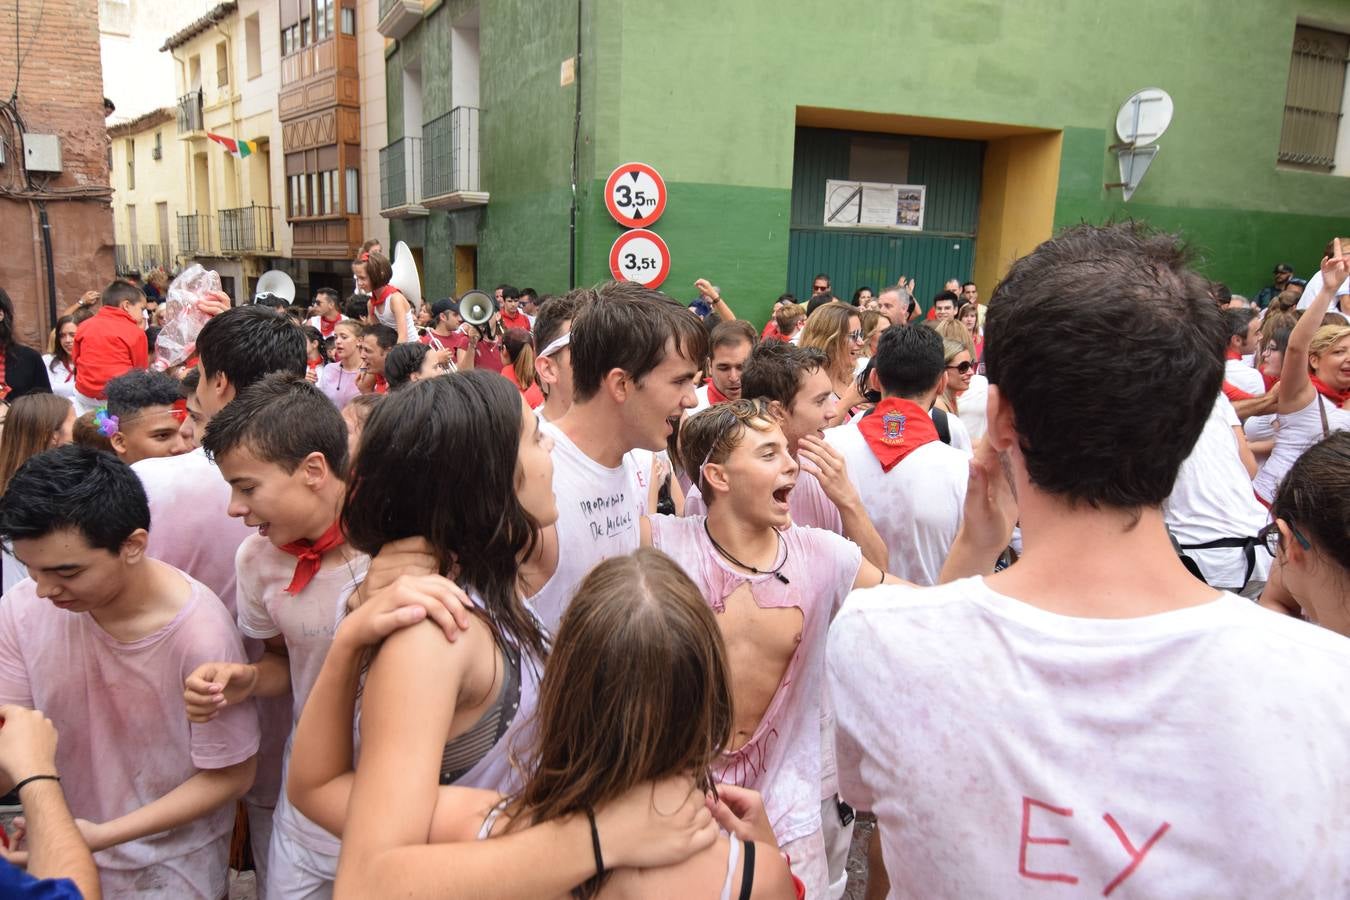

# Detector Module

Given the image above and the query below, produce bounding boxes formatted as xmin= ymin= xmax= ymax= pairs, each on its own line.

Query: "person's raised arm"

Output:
xmin=0 ymin=706 xmax=100 ymax=899
xmin=1280 ymin=241 xmax=1349 ymax=414
xmin=694 ymin=279 xmax=735 ymax=322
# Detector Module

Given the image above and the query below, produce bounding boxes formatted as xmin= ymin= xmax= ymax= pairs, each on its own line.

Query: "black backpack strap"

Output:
xmin=1175 ymin=535 xmax=1259 ymax=591
xmin=738 ymin=839 xmax=756 ymax=900
xmin=932 ymin=407 xmax=952 ymax=445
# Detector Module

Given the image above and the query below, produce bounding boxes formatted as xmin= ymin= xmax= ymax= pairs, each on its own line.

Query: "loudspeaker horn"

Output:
xmin=390 ymin=241 xmax=422 ymax=309
xmin=458 ymin=290 xmax=495 ymax=326
xmin=254 ymin=270 xmax=296 ymax=304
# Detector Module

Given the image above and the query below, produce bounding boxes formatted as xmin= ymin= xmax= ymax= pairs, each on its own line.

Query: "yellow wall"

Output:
xmin=973 ymin=132 xmax=1063 ymax=294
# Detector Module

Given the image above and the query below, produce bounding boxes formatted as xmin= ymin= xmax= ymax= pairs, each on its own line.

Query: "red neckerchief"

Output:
xmin=373 ymin=373 xmax=388 ymax=394
xmin=1225 ymin=350 xmax=1243 ymax=361
xmin=706 ymin=381 xmax=730 ymax=405
xmin=857 ymin=397 xmax=940 ymax=472
xmin=317 ymin=314 xmax=340 ymax=338
xmin=370 ymin=284 xmax=396 ymax=312
xmin=1310 ymin=375 xmax=1350 ymax=406
xmin=1222 ymin=381 xmax=1254 ymax=403
xmin=278 ymin=519 xmax=345 ymax=595
xmin=307 ymin=357 xmax=323 ymax=371
xmin=1262 ymin=371 xmax=1278 ymax=392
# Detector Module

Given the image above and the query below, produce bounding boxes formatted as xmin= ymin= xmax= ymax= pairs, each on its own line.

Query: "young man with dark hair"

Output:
xmin=930 ymin=290 xmax=958 ymax=321
xmin=643 ymin=402 xmax=900 ymax=900
xmin=71 ymin=279 xmax=149 ymax=413
xmin=687 ymin=340 xmax=888 ymax=570
xmin=498 ymin=285 xmax=530 ymax=333
xmin=527 ymin=280 xmax=708 ymax=631
xmin=825 ymin=324 xmax=967 ymax=585
xmin=357 ymin=323 xmax=398 ymax=394
xmin=343 ymin=294 xmax=369 ymax=323
xmin=690 ymin=319 xmax=757 ymax=413
xmin=519 ymin=287 xmax=540 ymax=321
xmin=811 ymin=273 xmax=831 ymax=296
xmin=830 ymin=223 xmax=1350 ymax=895
xmin=1222 ymin=306 xmax=1264 ymax=395
xmin=102 ymin=369 xmax=192 ymax=464
xmin=186 ymin=375 xmax=366 ymax=898
xmin=532 ymin=289 xmax=592 ymax=423
xmin=195 ymin=305 xmax=308 ymax=420
xmin=307 ymin=288 xmax=343 ymax=339
xmin=0 ymin=446 xmax=259 ymax=898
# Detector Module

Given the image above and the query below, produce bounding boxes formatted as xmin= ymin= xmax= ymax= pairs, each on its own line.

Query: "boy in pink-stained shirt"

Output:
xmin=0 ymin=445 xmax=259 ymax=899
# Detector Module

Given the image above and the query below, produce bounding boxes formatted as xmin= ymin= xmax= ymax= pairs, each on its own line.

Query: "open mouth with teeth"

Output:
xmin=771 ymin=484 xmax=794 ymax=505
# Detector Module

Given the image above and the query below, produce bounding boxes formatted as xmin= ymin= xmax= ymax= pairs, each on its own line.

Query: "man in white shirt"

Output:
xmin=1222 ymin=307 xmax=1264 ymax=395
xmin=689 ymin=319 xmax=756 ymax=414
xmin=527 ymin=281 xmax=708 ymax=632
xmin=829 ymin=223 xmax=1350 ymax=897
xmin=826 ymin=325 xmax=967 ymax=585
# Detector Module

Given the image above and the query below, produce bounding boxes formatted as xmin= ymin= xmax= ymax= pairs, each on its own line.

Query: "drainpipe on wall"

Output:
xmin=568 ymin=0 xmax=583 ymax=289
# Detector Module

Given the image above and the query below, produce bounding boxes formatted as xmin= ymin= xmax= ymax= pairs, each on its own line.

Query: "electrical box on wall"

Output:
xmin=23 ymin=134 xmax=62 ymax=173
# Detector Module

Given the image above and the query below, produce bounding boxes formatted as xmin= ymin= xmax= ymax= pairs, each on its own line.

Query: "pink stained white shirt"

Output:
xmin=647 ymin=515 xmax=861 ymax=850
xmin=828 ymin=577 xmax=1350 ymax=897
xmin=0 ymin=569 xmax=261 ymax=899
xmin=235 ymin=536 xmax=370 ymax=858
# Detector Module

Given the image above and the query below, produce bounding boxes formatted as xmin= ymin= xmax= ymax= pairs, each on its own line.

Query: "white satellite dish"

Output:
xmin=1115 ymin=88 xmax=1174 ymax=147
xmin=254 ymin=270 xmax=296 ymax=303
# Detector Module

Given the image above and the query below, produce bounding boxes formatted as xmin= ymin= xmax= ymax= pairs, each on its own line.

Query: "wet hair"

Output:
xmin=569 ymin=281 xmax=708 ymax=404
xmin=105 ymin=370 xmax=184 ymax=421
xmin=1224 ymin=307 xmax=1257 ymax=342
xmin=1271 ymin=431 xmax=1350 ymax=575
xmin=502 ymin=328 xmax=538 ymax=390
xmin=0 ymin=445 xmax=149 ymax=553
xmin=383 ymin=341 xmax=431 ymax=390
xmin=101 ymin=279 xmax=145 ymax=309
xmin=798 ymin=301 xmax=859 ymax=384
xmin=342 ymin=371 xmax=549 ymax=663
xmin=71 ymin=410 xmax=114 ymax=453
xmin=984 ymin=222 xmax=1225 ymax=509
xmin=0 ymin=394 xmax=72 ymax=493
xmin=533 ymin=289 xmax=592 ymax=351
xmin=202 ymin=374 xmax=348 ymax=475
xmin=364 ymin=253 xmax=393 ymax=289
xmin=740 ymin=340 xmax=829 ymax=410
xmin=677 ymin=399 xmax=779 ymax=505
xmin=196 ymin=305 xmax=308 ymax=394
xmin=344 ymin=295 xmax=368 ymax=320
xmin=360 ymin=323 xmax=398 ymax=351
xmin=505 ymin=548 xmax=733 ymax=900
xmin=48 ymin=315 xmax=76 ymax=371
xmin=873 ymin=323 xmax=944 ymax=398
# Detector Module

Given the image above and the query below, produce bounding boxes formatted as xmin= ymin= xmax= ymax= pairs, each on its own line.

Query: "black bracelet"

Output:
xmin=584 ymin=806 xmax=605 ymax=877
xmin=13 ymin=774 xmax=60 ymax=794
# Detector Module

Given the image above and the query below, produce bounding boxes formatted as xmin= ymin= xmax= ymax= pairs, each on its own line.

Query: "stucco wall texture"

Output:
xmin=0 ymin=0 xmax=115 ymax=347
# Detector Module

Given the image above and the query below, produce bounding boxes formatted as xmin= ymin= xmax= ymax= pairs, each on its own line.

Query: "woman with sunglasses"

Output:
xmin=1258 ymin=431 xmax=1350 ymax=633
xmin=934 ymin=319 xmax=989 ymax=442
xmin=799 ymin=302 xmax=866 ymax=419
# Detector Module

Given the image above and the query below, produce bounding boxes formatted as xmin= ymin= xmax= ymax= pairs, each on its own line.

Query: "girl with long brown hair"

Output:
xmin=799 ymin=301 xmax=866 ymax=416
xmin=500 ymin=327 xmax=544 ymax=408
xmin=0 ymin=392 xmax=74 ymax=590
xmin=44 ymin=314 xmax=78 ymax=404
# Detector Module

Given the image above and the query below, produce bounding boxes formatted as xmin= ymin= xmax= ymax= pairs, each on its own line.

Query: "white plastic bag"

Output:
xmin=153 ymin=264 xmax=221 ymax=371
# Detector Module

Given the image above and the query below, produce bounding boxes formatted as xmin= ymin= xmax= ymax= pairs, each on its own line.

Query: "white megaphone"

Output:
xmin=390 ymin=241 xmax=422 ymax=310
xmin=458 ymin=289 xmax=496 ymax=327
xmin=254 ymin=270 xmax=296 ymax=304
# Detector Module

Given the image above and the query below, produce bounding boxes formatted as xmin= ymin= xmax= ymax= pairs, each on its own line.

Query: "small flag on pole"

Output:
xmin=207 ymin=133 xmax=258 ymax=159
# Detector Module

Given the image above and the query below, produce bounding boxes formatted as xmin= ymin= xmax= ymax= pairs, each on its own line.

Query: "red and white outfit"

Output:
xmin=71 ymin=305 xmax=148 ymax=411
xmin=307 ymin=314 xmax=343 ymax=340
xmin=689 ymin=381 xmax=731 ymax=415
xmin=499 ymin=308 xmax=532 ymax=333
xmin=649 ymin=514 xmax=861 ymax=900
xmin=368 ymin=284 xmax=417 ymax=342
xmin=42 ymin=353 xmax=78 ymax=404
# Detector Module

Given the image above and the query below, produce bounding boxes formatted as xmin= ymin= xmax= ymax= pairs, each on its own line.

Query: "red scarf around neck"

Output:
xmin=706 ymin=381 xmax=730 ymax=405
xmin=857 ymin=398 xmax=940 ymax=472
xmin=279 ymin=519 xmax=346 ymax=595
xmin=370 ymin=284 xmax=396 ymax=312
xmin=1310 ymin=374 xmax=1349 ymax=407
xmin=317 ymin=314 xmax=340 ymax=338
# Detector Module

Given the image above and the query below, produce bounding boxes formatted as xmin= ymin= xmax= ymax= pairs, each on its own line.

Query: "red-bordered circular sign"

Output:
xmin=604 ymin=162 xmax=668 ymax=228
xmin=609 ymin=229 xmax=671 ymax=289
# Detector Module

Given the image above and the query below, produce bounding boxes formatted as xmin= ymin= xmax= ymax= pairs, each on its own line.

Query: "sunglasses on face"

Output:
xmin=847 ymin=330 xmax=865 ymax=342
xmin=946 ymin=361 xmax=974 ymax=374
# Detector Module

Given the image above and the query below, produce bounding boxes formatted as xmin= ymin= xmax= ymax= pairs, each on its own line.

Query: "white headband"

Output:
xmin=538 ymin=331 xmax=571 ymax=359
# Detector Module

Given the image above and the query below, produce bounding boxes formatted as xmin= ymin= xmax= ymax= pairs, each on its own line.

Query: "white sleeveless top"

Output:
xmin=1253 ymin=393 xmax=1350 ymax=502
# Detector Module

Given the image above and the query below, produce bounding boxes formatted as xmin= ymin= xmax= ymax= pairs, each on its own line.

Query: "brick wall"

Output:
xmin=0 ymin=0 xmax=115 ymax=347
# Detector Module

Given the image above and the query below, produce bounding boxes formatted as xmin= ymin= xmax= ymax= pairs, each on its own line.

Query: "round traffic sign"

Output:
xmin=604 ymin=162 xmax=667 ymax=228
xmin=609 ymin=229 xmax=670 ymax=289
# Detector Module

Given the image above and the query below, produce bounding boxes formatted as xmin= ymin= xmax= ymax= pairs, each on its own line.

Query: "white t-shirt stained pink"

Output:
xmin=649 ymin=515 xmax=861 ymax=856
xmin=527 ymin=422 xmax=642 ymax=632
xmin=236 ymin=535 xmax=370 ymax=858
xmin=0 ymin=569 xmax=260 ymax=899
xmin=829 ymin=577 xmax=1350 ymax=897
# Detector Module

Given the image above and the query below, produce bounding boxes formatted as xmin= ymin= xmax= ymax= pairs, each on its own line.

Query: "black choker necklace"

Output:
xmin=703 ymin=520 xmax=791 ymax=584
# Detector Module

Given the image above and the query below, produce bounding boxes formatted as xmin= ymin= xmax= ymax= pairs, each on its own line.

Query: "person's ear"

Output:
xmin=109 ymin=431 xmax=128 ymax=455
xmin=536 ymin=355 xmax=558 ymax=388
xmin=703 ymin=460 xmax=731 ymax=498
xmin=300 ymin=450 xmax=329 ymax=489
xmin=1274 ymin=519 xmax=1306 ymax=565
xmin=867 ymin=369 xmax=880 ymax=392
xmin=985 ymin=384 xmax=1016 ymax=453
xmin=765 ymin=399 xmax=788 ymax=425
xmin=121 ymin=528 xmax=150 ymax=565
xmin=602 ymin=367 xmax=628 ymax=403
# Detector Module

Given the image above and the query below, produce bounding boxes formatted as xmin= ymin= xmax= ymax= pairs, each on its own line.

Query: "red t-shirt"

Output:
xmin=502 ymin=364 xmax=545 ymax=409
xmin=71 ymin=306 xmax=148 ymax=398
xmin=500 ymin=309 xmax=532 ymax=333
xmin=421 ymin=329 xmax=504 ymax=373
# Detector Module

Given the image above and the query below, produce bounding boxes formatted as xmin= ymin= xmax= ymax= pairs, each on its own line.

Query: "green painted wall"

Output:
xmin=388 ymin=0 xmax=1350 ymax=320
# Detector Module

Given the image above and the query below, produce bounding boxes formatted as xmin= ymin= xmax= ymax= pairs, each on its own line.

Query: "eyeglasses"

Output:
xmin=1258 ymin=521 xmax=1312 ymax=557
xmin=847 ymin=330 xmax=865 ymax=342
xmin=946 ymin=361 xmax=974 ymax=374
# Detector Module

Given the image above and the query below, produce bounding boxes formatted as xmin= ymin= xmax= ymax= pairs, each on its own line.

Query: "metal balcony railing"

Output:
xmin=423 ymin=106 xmax=481 ymax=201
xmin=139 ymin=243 xmax=171 ymax=271
xmin=114 ymin=245 xmax=138 ymax=276
xmin=177 ymin=212 xmax=214 ymax=255
xmin=218 ymin=204 xmax=276 ymax=254
xmin=177 ymin=90 xmax=204 ymax=134
xmin=379 ymin=137 xmax=423 ymax=211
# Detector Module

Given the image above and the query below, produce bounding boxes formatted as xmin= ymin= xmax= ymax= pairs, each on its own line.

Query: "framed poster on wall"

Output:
xmin=823 ymin=179 xmax=926 ymax=232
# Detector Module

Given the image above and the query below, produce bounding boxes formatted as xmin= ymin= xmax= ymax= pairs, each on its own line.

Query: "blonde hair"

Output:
xmin=933 ymin=317 xmax=976 ymax=361
xmin=1308 ymin=324 xmax=1350 ymax=371
xmin=799 ymin=301 xmax=859 ymax=383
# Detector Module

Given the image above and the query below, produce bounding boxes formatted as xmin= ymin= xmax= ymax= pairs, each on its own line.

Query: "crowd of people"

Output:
xmin=0 ymin=223 xmax=1346 ymax=899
